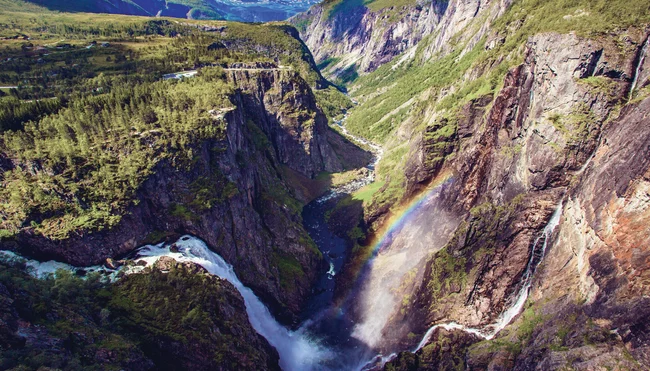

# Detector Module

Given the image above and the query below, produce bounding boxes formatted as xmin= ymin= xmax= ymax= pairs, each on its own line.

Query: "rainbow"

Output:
xmin=334 ymin=170 xmax=455 ymax=310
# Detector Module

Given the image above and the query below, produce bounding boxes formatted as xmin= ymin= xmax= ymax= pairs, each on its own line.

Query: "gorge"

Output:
xmin=1 ymin=0 xmax=650 ymax=370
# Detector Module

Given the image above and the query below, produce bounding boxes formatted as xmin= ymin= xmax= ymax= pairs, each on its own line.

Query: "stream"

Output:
xmin=0 ymin=115 xmax=567 ymax=370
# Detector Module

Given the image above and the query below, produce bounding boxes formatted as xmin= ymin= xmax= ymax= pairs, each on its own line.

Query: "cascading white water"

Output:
xmin=0 ymin=238 xmax=334 ymax=371
xmin=412 ymin=199 xmax=565 ymax=352
xmin=630 ymin=37 xmax=649 ymax=98
xmin=132 ymin=237 xmax=334 ymax=371
xmin=0 ymin=250 xmax=119 ymax=279
xmin=0 ymin=198 xmax=564 ymax=369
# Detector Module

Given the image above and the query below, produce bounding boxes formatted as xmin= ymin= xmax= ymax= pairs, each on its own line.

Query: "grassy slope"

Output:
xmin=14 ymin=0 xmax=224 ymax=18
xmin=320 ymin=0 xmax=419 ymax=19
xmin=343 ymin=0 xmax=650 ymax=213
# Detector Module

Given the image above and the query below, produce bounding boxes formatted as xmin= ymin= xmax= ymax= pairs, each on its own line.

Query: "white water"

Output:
xmin=0 ymin=238 xmax=334 ymax=370
xmin=132 ymin=237 xmax=334 ymax=370
xmin=413 ymin=200 xmax=564 ymax=352
xmin=0 ymin=250 xmax=119 ymax=280
xmin=1 ymin=198 xmax=563 ymax=369
xmin=630 ymin=37 xmax=649 ymax=97
xmin=327 ymin=261 xmax=336 ymax=278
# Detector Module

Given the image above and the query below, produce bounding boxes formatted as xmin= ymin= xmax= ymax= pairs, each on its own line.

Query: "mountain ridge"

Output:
xmin=12 ymin=0 xmax=320 ymax=22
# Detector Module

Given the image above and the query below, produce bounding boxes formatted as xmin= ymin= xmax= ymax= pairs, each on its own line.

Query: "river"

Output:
xmin=0 ymin=114 xmax=566 ymax=370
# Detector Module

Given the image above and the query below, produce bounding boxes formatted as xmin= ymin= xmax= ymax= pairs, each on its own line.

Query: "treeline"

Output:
xmin=0 ymin=95 xmax=62 ymax=131
xmin=0 ymin=11 xmax=332 ymax=240
xmin=1 ymin=19 xmax=191 ymax=40
xmin=0 ymin=69 xmax=233 ymax=240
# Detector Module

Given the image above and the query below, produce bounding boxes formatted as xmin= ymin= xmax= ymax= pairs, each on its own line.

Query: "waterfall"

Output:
xmin=630 ymin=37 xmax=649 ymax=98
xmin=413 ymin=200 xmax=564 ymax=352
xmin=132 ymin=237 xmax=334 ymax=371
xmin=0 ymin=238 xmax=333 ymax=371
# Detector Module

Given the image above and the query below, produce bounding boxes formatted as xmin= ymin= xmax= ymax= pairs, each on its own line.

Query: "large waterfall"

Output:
xmin=131 ymin=237 xmax=335 ymax=370
xmin=1 ymin=194 xmax=563 ymax=371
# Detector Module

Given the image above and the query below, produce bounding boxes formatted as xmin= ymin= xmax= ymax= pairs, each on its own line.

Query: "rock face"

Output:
xmin=0 ymin=68 xmax=366 ymax=324
xmin=297 ymin=0 xmax=650 ymax=366
xmin=383 ymin=26 xmax=648 ymax=340
xmin=291 ymin=0 xmax=509 ymax=80
xmin=225 ymin=67 xmax=347 ymax=177
xmin=292 ymin=1 xmax=445 ymax=76
xmin=0 ymin=257 xmax=280 ymax=370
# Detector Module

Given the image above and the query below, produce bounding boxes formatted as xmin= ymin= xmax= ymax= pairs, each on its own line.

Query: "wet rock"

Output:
xmin=105 ymin=258 xmax=121 ymax=270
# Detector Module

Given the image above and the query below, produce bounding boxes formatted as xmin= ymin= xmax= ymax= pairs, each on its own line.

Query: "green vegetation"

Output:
xmin=425 ymin=248 xmax=467 ymax=309
xmin=341 ymin=0 xmax=650 ymax=213
xmin=347 ymin=39 xmax=487 ymax=143
xmin=314 ymin=85 xmax=353 ymax=123
xmin=351 ymin=180 xmax=385 ymax=203
xmin=421 ymin=195 xmax=525 ymax=309
xmin=0 ymin=5 xmax=325 ymax=241
xmin=321 ymin=0 xmax=419 ymax=20
xmin=372 ymin=144 xmax=408 ymax=209
xmin=335 ymin=63 xmax=360 ymax=86
xmin=492 ymin=0 xmax=650 ymax=42
xmin=0 ymin=257 xmax=272 ymax=370
xmin=1 ymin=73 xmax=232 ymax=239
xmin=189 ymin=170 xmax=239 ymax=211
xmin=321 ymin=0 xmax=364 ymax=19
xmin=261 ymin=180 xmax=303 ymax=216
xmin=9 ymin=0 xmax=224 ymax=19
xmin=317 ymin=56 xmax=341 ymax=71
xmin=272 ymin=251 xmax=306 ymax=291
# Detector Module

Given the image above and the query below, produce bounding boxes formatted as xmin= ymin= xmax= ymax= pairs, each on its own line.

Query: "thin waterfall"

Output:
xmin=412 ymin=199 xmax=565 ymax=353
xmin=630 ymin=36 xmax=649 ymax=98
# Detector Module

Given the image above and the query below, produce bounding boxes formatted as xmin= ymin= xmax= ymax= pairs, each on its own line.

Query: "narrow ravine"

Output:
xmin=301 ymin=111 xmax=384 ymax=313
xmin=0 ymin=114 xmax=574 ymax=371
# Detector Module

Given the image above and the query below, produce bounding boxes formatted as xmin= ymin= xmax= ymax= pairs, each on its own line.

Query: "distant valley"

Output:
xmin=24 ymin=0 xmax=320 ymax=21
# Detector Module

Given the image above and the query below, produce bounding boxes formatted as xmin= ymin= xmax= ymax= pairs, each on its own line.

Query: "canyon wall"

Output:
xmin=295 ymin=0 xmax=650 ymax=368
xmin=0 ymin=68 xmax=366 ymax=324
xmin=292 ymin=0 xmax=512 ymax=81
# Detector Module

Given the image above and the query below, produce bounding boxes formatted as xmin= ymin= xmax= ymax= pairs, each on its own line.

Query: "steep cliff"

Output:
xmin=291 ymin=0 xmax=507 ymax=83
xmin=292 ymin=0 xmax=444 ymax=80
xmin=1 ymin=69 xmax=363 ymax=323
xmin=298 ymin=0 xmax=650 ymax=368
xmin=0 ymin=13 xmax=369 ymax=325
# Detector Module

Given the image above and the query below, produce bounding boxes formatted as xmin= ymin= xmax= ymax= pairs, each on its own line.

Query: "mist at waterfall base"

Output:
xmin=136 ymin=180 xmax=460 ymax=370
xmin=347 ymin=181 xmax=460 ymax=350
xmin=0 ymin=180 xmax=565 ymax=370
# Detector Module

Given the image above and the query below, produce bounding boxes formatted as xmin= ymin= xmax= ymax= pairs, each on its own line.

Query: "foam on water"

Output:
xmin=133 ymin=237 xmax=334 ymax=371
xmin=0 ymin=250 xmax=117 ymax=279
